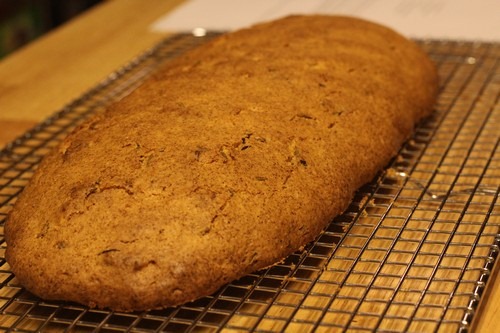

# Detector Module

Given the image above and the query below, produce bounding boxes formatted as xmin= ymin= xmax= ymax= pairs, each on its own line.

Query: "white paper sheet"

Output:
xmin=150 ymin=0 xmax=500 ymax=41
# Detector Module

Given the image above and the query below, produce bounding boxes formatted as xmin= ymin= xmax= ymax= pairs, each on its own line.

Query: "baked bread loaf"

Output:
xmin=5 ymin=15 xmax=438 ymax=311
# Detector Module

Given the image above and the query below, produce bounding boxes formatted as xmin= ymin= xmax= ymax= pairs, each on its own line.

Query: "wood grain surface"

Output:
xmin=0 ymin=1 xmax=497 ymax=332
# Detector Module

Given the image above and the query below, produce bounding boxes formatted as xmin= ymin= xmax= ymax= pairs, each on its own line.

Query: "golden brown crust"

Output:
xmin=5 ymin=15 xmax=438 ymax=311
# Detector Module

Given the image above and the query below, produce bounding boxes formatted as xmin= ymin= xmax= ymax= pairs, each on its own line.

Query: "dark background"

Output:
xmin=0 ymin=0 xmax=103 ymax=58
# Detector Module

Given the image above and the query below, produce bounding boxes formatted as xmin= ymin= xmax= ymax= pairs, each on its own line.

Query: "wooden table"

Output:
xmin=0 ymin=0 xmax=497 ymax=331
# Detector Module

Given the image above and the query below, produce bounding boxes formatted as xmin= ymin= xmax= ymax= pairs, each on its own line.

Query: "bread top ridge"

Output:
xmin=5 ymin=15 xmax=438 ymax=311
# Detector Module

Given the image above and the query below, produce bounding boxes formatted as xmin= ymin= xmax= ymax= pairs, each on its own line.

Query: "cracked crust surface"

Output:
xmin=5 ymin=15 xmax=438 ymax=311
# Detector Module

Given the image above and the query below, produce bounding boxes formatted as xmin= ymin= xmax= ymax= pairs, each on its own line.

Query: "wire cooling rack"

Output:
xmin=0 ymin=33 xmax=499 ymax=333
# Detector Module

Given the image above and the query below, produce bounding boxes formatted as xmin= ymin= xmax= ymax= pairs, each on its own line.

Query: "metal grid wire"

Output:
xmin=0 ymin=34 xmax=498 ymax=333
